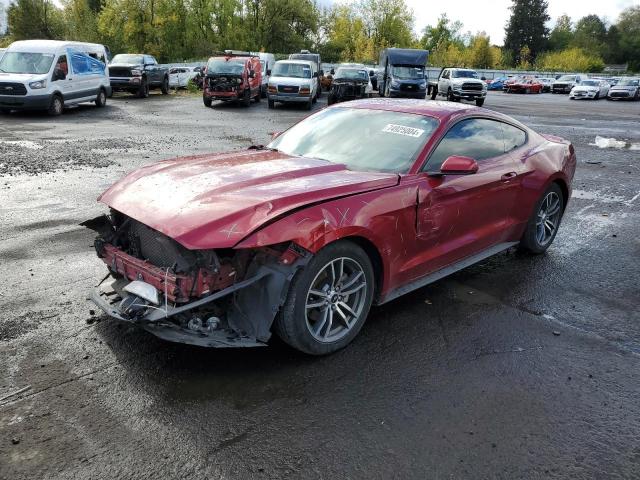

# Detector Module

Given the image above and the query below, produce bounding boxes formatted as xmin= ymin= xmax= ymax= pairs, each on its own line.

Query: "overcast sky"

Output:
xmin=335 ymin=0 xmax=640 ymax=46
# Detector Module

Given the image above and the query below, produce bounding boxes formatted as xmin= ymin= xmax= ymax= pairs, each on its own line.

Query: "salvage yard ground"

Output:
xmin=1 ymin=92 xmax=639 ymax=479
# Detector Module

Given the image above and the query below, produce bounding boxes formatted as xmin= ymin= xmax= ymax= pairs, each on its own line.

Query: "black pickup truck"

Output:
xmin=108 ymin=54 xmax=169 ymax=98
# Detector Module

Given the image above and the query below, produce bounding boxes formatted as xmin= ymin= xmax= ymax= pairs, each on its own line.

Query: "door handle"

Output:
xmin=501 ymin=172 xmax=517 ymax=181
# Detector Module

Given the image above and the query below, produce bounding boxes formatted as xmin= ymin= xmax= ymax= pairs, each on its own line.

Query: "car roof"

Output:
xmin=275 ymin=59 xmax=315 ymax=67
xmin=7 ymin=40 xmax=105 ymax=53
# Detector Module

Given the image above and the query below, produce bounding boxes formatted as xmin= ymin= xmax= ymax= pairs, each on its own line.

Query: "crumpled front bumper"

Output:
xmin=89 ymin=274 xmax=270 ymax=348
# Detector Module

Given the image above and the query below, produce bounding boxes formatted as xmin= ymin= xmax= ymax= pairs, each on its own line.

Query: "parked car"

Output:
xmin=0 ymin=40 xmax=111 ymax=116
xmin=552 ymin=74 xmax=583 ymax=94
xmin=168 ymin=66 xmax=199 ymax=89
xmin=538 ymin=78 xmax=554 ymax=92
xmin=378 ymin=48 xmax=428 ymax=98
xmin=429 ymin=67 xmax=487 ymax=106
xmin=289 ymin=50 xmax=323 ymax=99
xmin=506 ymin=77 xmax=543 ymax=94
xmin=202 ymin=51 xmax=262 ymax=107
xmin=607 ymin=78 xmax=640 ymax=101
xmin=487 ymin=77 xmax=508 ymax=90
xmin=267 ymin=59 xmax=318 ymax=110
xmin=109 ymin=54 xmax=169 ymax=98
xmin=255 ymin=52 xmax=276 ymax=97
xmin=327 ymin=67 xmax=372 ymax=105
xmin=87 ymin=100 xmax=576 ymax=355
xmin=569 ymin=79 xmax=609 ymax=100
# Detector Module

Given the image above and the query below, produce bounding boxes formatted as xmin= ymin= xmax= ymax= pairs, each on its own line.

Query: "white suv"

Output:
xmin=267 ymin=60 xmax=318 ymax=110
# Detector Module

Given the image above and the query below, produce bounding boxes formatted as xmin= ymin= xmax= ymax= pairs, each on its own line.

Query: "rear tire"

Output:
xmin=519 ymin=183 xmax=564 ymax=254
xmin=274 ymin=241 xmax=375 ymax=355
xmin=48 ymin=94 xmax=64 ymax=116
xmin=430 ymin=88 xmax=437 ymax=100
xmin=95 ymin=88 xmax=107 ymax=108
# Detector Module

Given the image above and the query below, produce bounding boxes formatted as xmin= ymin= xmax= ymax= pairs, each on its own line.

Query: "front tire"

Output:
xmin=268 ymin=98 xmax=275 ymax=109
xmin=161 ymin=76 xmax=169 ymax=95
xmin=203 ymin=95 xmax=212 ymax=108
xmin=519 ymin=183 xmax=564 ymax=254
xmin=242 ymin=89 xmax=251 ymax=107
xmin=476 ymin=98 xmax=485 ymax=107
xmin=137 ymin=78 xmax=149 ymax=98
xmin=48 ymin=94 xmax=64 ymax=116
xmin=275 ymin=241 xmax=375 ymax=355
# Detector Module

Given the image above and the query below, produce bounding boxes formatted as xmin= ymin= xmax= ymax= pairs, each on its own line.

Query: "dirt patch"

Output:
xmin=0 ymin=138 xmax=145 ymax=175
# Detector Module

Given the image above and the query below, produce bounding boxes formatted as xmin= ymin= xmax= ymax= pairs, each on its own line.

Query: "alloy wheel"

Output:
xmin=536 ymin=191 xmax=562 ymax=246
xmin=305 ymin=257 xmax=368 ymax=343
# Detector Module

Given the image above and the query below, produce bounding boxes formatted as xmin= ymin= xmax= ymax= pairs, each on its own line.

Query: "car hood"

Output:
xmin=270 ymin=77 xmax=312 ymax=87
xmin=451 ymin=78 xmax=483 ymax=85
xmin=572 ymin=86 xmax=598 ymax=92
xmin=610 ymin=85 xmax=637 ymax=91
xmin=99 ymin=149 xmax=399 ymax=249
xmin=108 ymin=63 xmax=143 ymax=69
xmin=0 ymin=72 xmax=46 ymax=83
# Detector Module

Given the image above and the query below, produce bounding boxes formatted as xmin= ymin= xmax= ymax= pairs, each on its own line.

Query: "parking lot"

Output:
xmin=1 ymin=91 xmax=639 ymax=479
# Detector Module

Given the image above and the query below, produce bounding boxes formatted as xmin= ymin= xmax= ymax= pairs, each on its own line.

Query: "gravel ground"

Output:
xmin=0 ymin=91 xmax=639 ymax=479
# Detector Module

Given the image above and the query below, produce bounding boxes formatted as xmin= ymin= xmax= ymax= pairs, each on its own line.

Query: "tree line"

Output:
xmin=1 ymin=0 xmax=639 ymax=72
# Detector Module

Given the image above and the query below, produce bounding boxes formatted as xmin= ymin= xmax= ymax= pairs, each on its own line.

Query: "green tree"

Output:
xmin=571 ymin=14 xmax=607 ymax=58
xmin=504 ymin=0 xmax=549 ymax=65
xmin=536 ymin=47 xmax=604 ymax=72
xmin=616 ymin=6 xmax=640 ymax=71
xmin=548 ymin=14 xmax=572 ymax=51
xmin=7 ymin=0 xmax=65 ymax=39
xmin=420 ymin=13 xmax=463 ymax=52
xmin=358 ymin=0 xmax=415 ymax=58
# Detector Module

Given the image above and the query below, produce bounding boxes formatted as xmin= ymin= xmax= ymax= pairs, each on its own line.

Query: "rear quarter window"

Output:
xmin=502 ymin=123 xmax=527 ymax=152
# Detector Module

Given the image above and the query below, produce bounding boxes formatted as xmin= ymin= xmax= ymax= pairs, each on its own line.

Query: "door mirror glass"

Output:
xmin=319 ymin=70 xmax=324 ymax=76
xmin=439 ymin=156 xmax=479 ymax=175
xmin=249 ymin=69 xmax=255 ymax=78
xmin=313 ymin=71 xmax=319 ymax=78
xmin=330 ymin=68 xmax=335 ymax=75
xmin=266 ymin=69 xmax=271 ymax=76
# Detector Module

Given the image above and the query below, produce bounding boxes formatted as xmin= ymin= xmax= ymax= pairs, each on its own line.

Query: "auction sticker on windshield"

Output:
xmin=382 ymin=124 xmax=425 ymax=138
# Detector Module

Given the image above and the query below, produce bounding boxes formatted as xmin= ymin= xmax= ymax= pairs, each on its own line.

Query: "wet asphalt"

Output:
xmin=0 ymin=91 xmax=639 ymax=479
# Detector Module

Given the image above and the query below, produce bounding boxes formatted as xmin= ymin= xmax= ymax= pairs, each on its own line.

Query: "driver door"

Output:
xmin=411 ymin=118 xmax=523 ymax=276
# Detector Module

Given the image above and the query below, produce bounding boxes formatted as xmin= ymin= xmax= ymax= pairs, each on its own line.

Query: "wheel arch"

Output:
xmin=338 ymin=235 xmax=384 ymax=301
xmin=552 ymin=178 xmax=569 ymax=211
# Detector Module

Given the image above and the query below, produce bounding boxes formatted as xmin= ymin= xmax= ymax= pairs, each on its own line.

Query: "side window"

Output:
xmin=424 ymin=118 xmax=506 ymax=172
xmin=52 ymin=55 xmax=68 ymax=81
xmin=147 ymin=56 xmax=157 ymax=65
xmin=442 ymin=70 xmax=448 ymax=79
xmin=502 ymin=123 xmax=526 ymax=152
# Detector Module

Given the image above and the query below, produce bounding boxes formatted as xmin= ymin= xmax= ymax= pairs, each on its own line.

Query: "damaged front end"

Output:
xmin=204 ymin=74 xmax=243 ymax=100
xmin=329 ymin=80 xmax=368 ymax=103
xmin=84 ymin=210 xmax=309 ymax=348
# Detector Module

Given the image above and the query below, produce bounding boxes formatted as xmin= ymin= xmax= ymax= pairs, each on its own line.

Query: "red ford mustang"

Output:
xmin=88 ymin=100 xmax=576 ymax=355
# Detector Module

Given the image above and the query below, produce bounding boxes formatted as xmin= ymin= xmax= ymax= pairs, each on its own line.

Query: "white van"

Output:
xmin=253 ymin=52 xmax=276 ymax=97
xmin=267 ymin=59 xmax=318 ymax=110
xmin=0 ymin=40 xmax=111 ymax=116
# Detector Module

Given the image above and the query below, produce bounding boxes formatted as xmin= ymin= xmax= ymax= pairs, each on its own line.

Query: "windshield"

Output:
xmin=335 ymin=68 xmax=368 ymax=81
xmin=111 ymin=54 xmax=143 ymax=64
xmin=272 ymin=62 xmax=312 ymax=79
xmin=207 ymin=58 xmax=245 ymax=75
xmin=391 ymin=66 xmax=425 ymax=80
xmin=617 ymin=79 xmax=639 ymax=86
xmin=580 ymin=80 xmax=599 ymax=87
xmin=452 ymin=70 xmax=478 ymax=79
xmin=558 ymin=75 xmax=577 ymax=82
xmin=0 ymin=52 xmax=55 ymax=74
xmin=268 ymin=107 xmax=439 ymax=173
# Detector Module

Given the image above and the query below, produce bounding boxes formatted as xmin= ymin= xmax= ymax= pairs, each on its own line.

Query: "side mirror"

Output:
xmin=266 ymin=69 xmax=271 ymax=76
xmin=439 ymin=156 xmax=479 ymax=175
xmin=53 ymin=68 xmax=66 ymax=81
xmin=270 ymin=131 xmax=282 ymax=140
xmin=330 ymin=68 xmax=335 ymax=75
xmin=313 ymin=72 xmax=318 ymax=78
xmin=319 ymin=70 xmax=324 ymax=76
xmin=249 ymin=70 xmax=255 ymax=78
